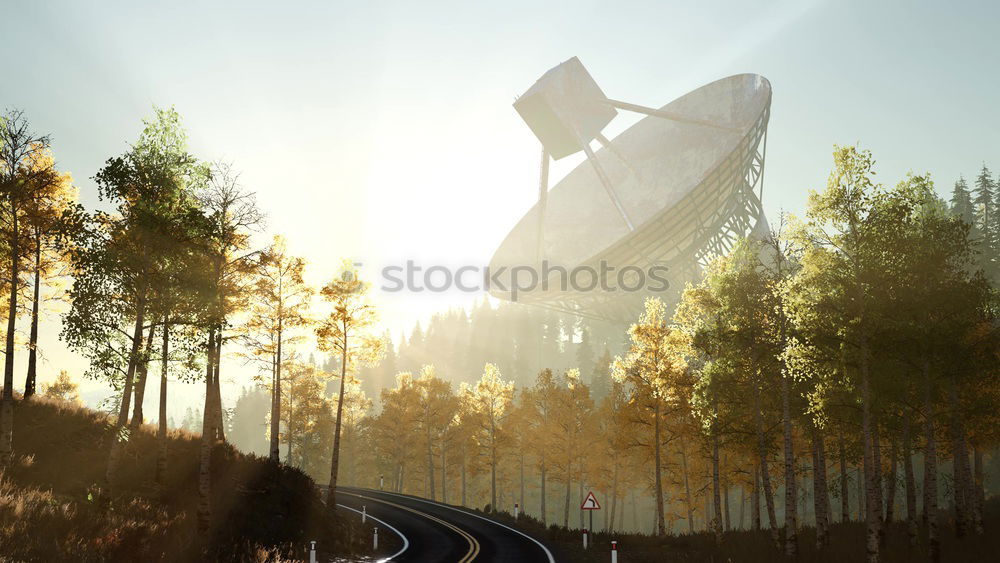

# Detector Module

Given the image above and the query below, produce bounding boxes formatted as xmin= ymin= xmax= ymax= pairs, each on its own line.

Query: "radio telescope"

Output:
xmin=488 ymin=57 xmax=772 ymax=322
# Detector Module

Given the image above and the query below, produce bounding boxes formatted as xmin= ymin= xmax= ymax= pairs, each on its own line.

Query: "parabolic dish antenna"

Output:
xmin=488 ymin=57 xmax=772 ymax=322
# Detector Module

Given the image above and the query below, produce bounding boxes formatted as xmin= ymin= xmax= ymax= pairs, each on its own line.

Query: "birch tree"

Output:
xmin=315 ymin=261 xmax=383 ymax=512
xmin=466 ymin=363 xmax=514 ymax=512
xmin=613 ymin=297 xmax=689 ymax=536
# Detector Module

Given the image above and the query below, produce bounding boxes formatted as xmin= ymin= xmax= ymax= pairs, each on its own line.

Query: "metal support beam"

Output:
xmin=582 ymin=142 xmax=635 ymax=231
xmin=595 ymin=133 xmax=640 ymax=179
xmin=604 ymin=98 xmax=739 ymax=132
xmin=536 ymin=149 xmax=550 ymax=263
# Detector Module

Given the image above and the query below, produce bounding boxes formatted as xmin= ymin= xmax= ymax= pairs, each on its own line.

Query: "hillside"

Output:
xmin=0 ymin=396 xmax=369 ymax=562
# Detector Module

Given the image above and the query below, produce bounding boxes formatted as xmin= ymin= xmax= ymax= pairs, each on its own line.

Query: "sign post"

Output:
xmin=580 ymin=491 xmax=601 ymax=546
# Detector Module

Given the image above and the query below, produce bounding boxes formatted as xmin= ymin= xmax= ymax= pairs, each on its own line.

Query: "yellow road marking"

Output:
xmin=342 ymin=491 xmax=480 ymax=562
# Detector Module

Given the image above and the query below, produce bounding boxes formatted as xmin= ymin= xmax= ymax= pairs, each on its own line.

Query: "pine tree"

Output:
xmin=973 ymin=165 xmax=994 ymax=246
xmin=950 ymin=176 xmax=974 ymax=226
xmin=590 ymin=348 xmax=612 ymax=403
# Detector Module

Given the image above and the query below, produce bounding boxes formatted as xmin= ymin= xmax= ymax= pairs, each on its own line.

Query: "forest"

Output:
xmin=229 ymin=151 xmax=1000 ymax=563
xmin=2 ymin=103 xmax=999 ymax=563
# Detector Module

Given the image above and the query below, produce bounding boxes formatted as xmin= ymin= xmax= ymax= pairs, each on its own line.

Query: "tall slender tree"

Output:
xmin=315 ymin=261 xmax=383 ymax=513
xmin=0 ymin=110 xmax=55 ymax=462
xmin=465 ymin=363 xmax=515 ymax=512
xmin=246 ymin=235 xmax=313 ymax=461
xmin=613 ymin=297 xmax=689 ymax=536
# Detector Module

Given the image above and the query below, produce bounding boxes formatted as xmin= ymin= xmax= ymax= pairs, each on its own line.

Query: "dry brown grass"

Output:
xmin=0 ymin=396 xmax=369 ymax=562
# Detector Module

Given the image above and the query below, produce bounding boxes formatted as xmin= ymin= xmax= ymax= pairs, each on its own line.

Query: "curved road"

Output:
xmin=335 ymin=487 xmax=556 ymax=562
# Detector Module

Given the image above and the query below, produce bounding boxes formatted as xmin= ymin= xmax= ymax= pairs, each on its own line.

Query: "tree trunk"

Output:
xmin=752 ymin=463 xmax=761 ymax=531
xmin=441 ymin=444 xmax=447 ymax=504
xmin=326 ymin=335 xmax=349 ymax=514
xmin=781 ymin=375 xmax=797 ymax=556
xmin=203 ymin=327 xmax=221 ymax=446
xmin=711 ymin=426 xmax=723 ymax=543
xmin=839 ymin=430 xmax=850 ymax=523
xmin=490 ymin=419 xmax=498 ymax=513
xmin=681 ymin=445 xmax=694 ymax=534
xmin=923 ymin=359 xmax=940 ymax=563
xmin=156 ymin=323 xmax=169 ymax=488
xmin=872 ymin=418 xmax=885 ymax=547
xmin=860 ymin=342 xmax=881 ymax=563
xmin=197 ymin=349 xmax=213 ymax=534
xmin=812 ymin=427 xmax=830 ymax=549
xmin=23 ymin=233 xmax=41 ymax=399
xmin=740 ymin=485 xmax=746 ymax=530
xmin=902 ymin=411 xmax=918 ymax=546
xmin=631 ymin=489 xmax=638 ymax=532
xmin=461 ymin=445 xmax=467 ymax=506
xmin=106 ymin=290 xmax=146 ymax=484
xmin=563 ymin=456 xmax=571 ymax=527
xmin=885 ymin=436 xmax=898 ymax=525
xmin=540 ymin=456 xmax=546 ymax=525
xmin=857 ymin=466 xmax=865 ymax=521
xmin=949 ymin=381 xmax=972 ymax=538
xmin=973 ymin=446 xmax=984 ymax=535
xmin=270 ymin=324 xmax=282 ymax=461
xmin=652 ymin=398 xmax=666 ymax=535
xmin=286 ymin=380 xmax=295 ymax=466
xmin=519 ymin=451 xmax=524 ymax=513
xmin=210 ymin=288 xmax=225 ymax=442
xmin=268 ymin=351 xmax=279 ymax=461
xmin=705 ymin=478 xmax=712 ymax=531
xmin=1 ymin=203 xmax=20 ymax=464
xmin=618 ymin=491 xmax=625 ymax=531
xmin=609 ymin=463 xmax=619 ymax=532
xmin=130 ymin=322 xmax=157 ymax=431
xmin=211 ymin=331 xmax=225 ymax=441
xmin=724 ymin=482 xmax=731 ymax=532
xmin=753 ymin=386 xmax=779 ymax=545
xmin=426 ymin=409 xmax=435 ymax=500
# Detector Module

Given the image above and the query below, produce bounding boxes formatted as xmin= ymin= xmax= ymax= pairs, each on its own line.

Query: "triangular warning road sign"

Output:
xmin=580 ymin=491 xmax=601 ymax=510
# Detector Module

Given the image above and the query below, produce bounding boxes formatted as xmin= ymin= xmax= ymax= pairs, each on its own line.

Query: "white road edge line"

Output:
xmin=362 ymin=490 xmax=556 ymax=563
xmin=336 ymin=503 xmax=410 ymax=562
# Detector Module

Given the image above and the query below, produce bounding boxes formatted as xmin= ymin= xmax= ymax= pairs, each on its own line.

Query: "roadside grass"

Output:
xmin=480 ymin=498 xmax=1000 ymax=562
xmin=0 ymin=396 xmax=369 ymax=562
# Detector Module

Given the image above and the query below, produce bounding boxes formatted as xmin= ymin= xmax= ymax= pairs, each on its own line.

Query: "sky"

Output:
xmin=1 ymin=0 xmax=998 ymax=421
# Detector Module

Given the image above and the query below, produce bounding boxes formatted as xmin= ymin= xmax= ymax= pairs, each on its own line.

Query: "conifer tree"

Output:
xmin=973 ymin=165 xmax=995 ymax=272
xmin=950 ymin=176 xmax=974 ymax=226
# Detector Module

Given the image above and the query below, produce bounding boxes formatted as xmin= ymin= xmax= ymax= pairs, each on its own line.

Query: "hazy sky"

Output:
xmin=2 ymin=0 xmax=998 ymax=419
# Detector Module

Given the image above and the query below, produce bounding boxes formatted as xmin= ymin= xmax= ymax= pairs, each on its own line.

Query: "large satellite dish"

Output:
xmin=489 ymin=57 xmax=772 ymax=321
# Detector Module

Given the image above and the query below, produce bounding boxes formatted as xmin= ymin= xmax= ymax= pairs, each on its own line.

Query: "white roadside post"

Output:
xmin=580 ymin=490 xmax=601 ymax=551
xmin=309 ymin=541 xmax=317 ymax=563
xmin=379 ymin=475 xmax=384 ymax=490
xmin=373 ymin=527 xmax=379 ymax=550
xmin=611 ymin=540 xmax=618 ymax=563
xmin=362 ymin=505 xmax=367 ymax=523
xmin=514 ymin=502 xmax=519 ymax=520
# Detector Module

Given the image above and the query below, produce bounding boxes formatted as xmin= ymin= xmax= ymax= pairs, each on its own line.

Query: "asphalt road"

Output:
xmin=336 ymin=487 xmax=556 ymax=562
